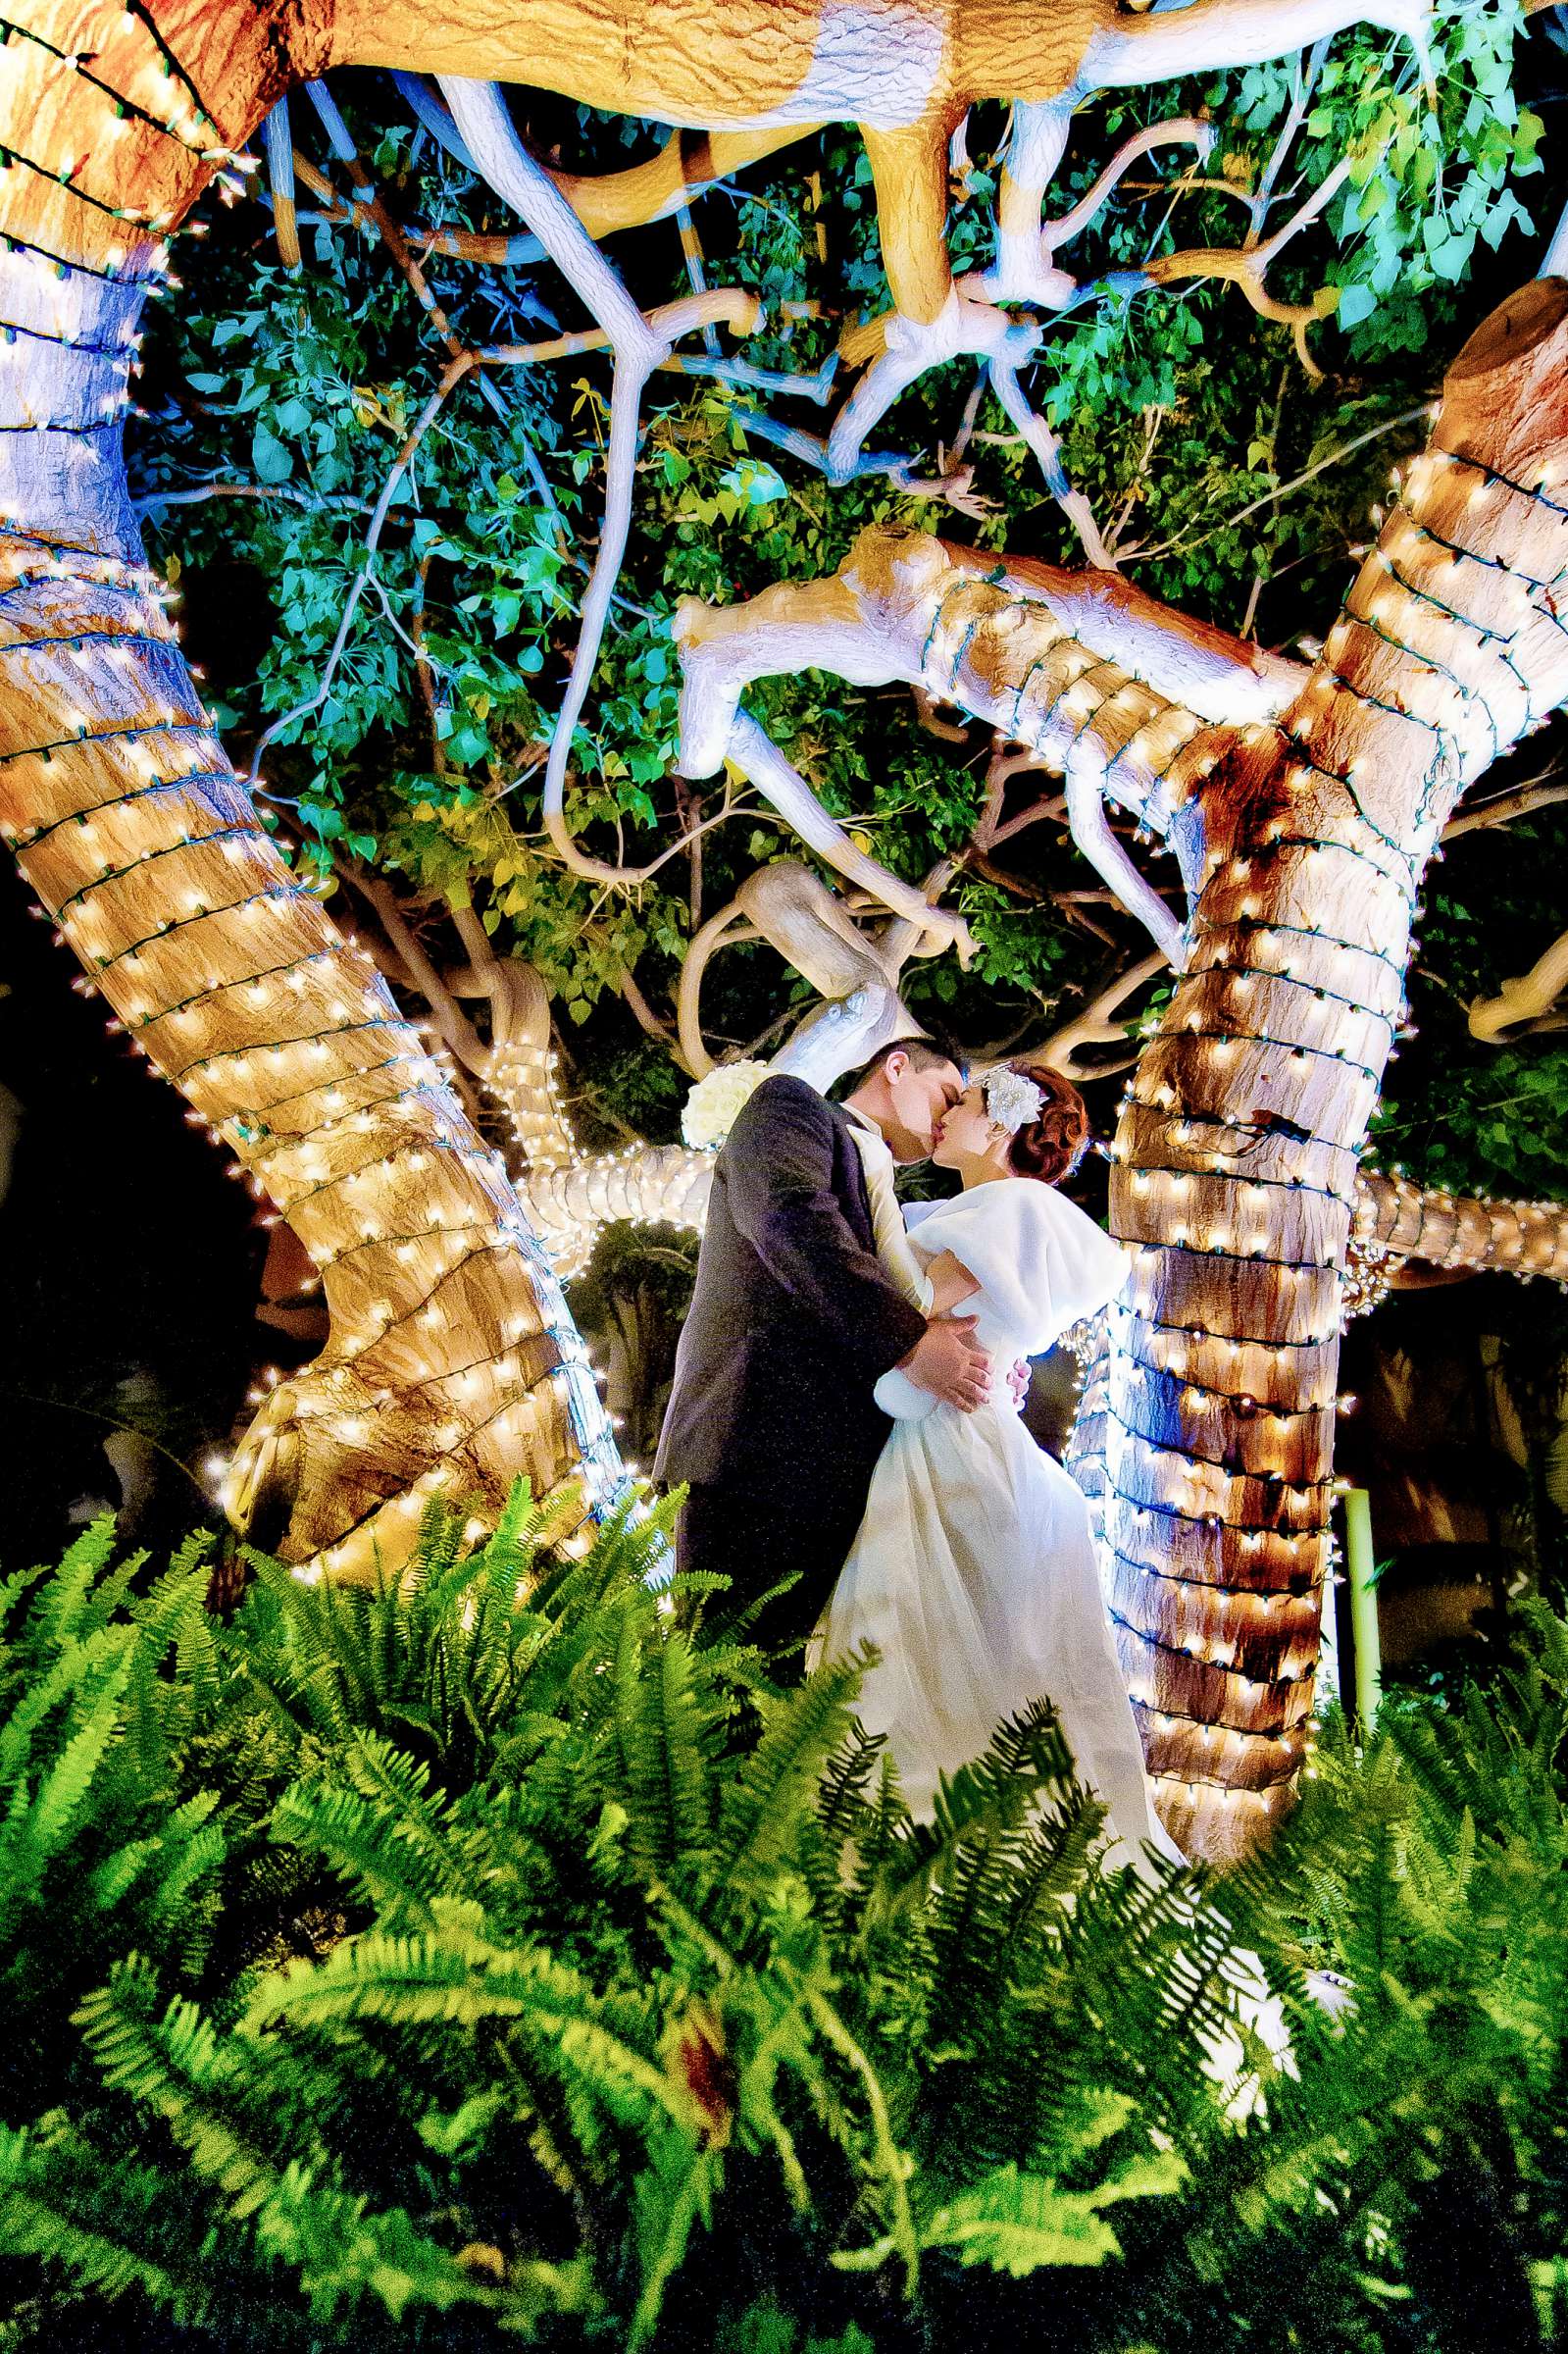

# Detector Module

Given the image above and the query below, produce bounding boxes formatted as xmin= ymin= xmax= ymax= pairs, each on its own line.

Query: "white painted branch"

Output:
xmin=1125 ymin=153 xmax=1354 ymax=374
xmin=1039 ymin=949 xmax=1169 ymax=1074
xmin=968 ymin=111 xmax=1215 ymax=309
xmin=985 ymin=99 xmax=1076 ymax=307
xmin=825 ymin=289 xmax=1040 ymax=483
xmin=677 ymin=906 xmax=760 ymax=1081
xmin=438 ymin=80 xmax=661 ymax=363
xmin=674 ymin=572 xmax=889 ymax=778
xmin=1065 ymin=757 xmax=1188 ymax=965
xmin=721 ymin=713 xmax=974 ymax=957
xmin=677 ymin=858 xmax=907 ymax=1077
xmin=444 ymin=914 xmax=580 ymax=1172
xmin=875 ymin=852 xmax=963 ymax=974
xmin=1045 ymin=118 xmax=1217 ymax=261
xmin=247 ymin=356 xmax=470 ymax=786
xmin=263 ymin=100 xmax=300 ymax=273
xmin=675 ymin=525 xmax=1292 ymax=861
xmin=1082 ymin=0 xmax=1433 ymax=94
xmin=438 ymin=77 xmax=673 ymax=887
xmin=768 ymin=982 xmax=920 ymax=1091
xmin=1468 ymin=926 xmax=1568 ymax=1043
xmin=1002 ymin=568 xmax=1304 ymax=725
xmin=1543 ymin=207 xmax=1568 ymax=283
xmin=987 ymin=357 xmax=1116 ymax=568
xmin=520 ymin=1145 xmax=713 ymax=1276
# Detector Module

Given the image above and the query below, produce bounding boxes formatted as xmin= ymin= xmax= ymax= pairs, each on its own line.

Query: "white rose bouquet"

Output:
xmin=681 ymin=1059 xmax=771 ymax=1151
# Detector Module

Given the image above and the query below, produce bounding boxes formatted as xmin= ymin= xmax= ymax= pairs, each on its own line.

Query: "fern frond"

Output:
xmin=628 ymin=2126 xmax=721 ymax=2352
xmin=0 ymin=2117 xmax=201 ymax=2319
xmin=77 ymin=1961 xmax=505 ymax=2329
xmin=901 ymin=2130 xmax=1187 ymax=2277
xmin=30 ymin=1519 xmax=130 ymax=1648
xmin=272 ymin=1735 xmax=488 ymax=1923
xmin=0 ymin=1559 xmax=50 ymax=1655
xmin=27 ymin=1647 xmax=135 ymax=1856
xmin=717 ymin=1655 xmax=867 ymax=1882
xmin=244 ymin=2156 xmax=504 ymax=2326
xmin=994 ymin=1797 xmax=1109 ymax=1972
xmin=863 ymin=1699 xmax=1082 ymax=1925
xmin=250 ymin=1904 xmax=689 ymax=2145
xmin=0 ymin=1624 xmax=130 ymax=1797
xmin=76 ymin=1956 xmax=279 ymax=2214
xmin=608 ymin=1617 xmax=716 ymax=1883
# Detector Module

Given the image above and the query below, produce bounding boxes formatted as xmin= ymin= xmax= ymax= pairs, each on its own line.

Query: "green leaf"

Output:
xmin=250 ymin=426 xmax=293 ymax=485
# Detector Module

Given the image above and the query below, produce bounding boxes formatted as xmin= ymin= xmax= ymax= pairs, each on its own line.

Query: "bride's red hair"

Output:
xmin=1002 ymin=1061 xmax=1090 ymax=1186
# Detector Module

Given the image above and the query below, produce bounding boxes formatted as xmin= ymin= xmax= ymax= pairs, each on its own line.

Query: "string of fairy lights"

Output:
xmin=912 ymin=568 xmax=1206 ymax=843
xmin=405 ymin=1024 xmax=711 ymax=1281
xmin=733 ymin=495 xmax=1566 ymax=1826
xmin=0 ymin=8 xmax=708 ymax=1324
xmin=899 ymin=562 xmax=1336 ymax=1809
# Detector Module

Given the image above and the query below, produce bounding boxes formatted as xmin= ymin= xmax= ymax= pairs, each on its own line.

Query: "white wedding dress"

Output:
xmin=809 ymin=1177 xmax=1186 ymax=1880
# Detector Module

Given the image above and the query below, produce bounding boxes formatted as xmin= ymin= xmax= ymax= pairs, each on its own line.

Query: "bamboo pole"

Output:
xmin=1339 ymin=1486 xmax=1383 ymax=1736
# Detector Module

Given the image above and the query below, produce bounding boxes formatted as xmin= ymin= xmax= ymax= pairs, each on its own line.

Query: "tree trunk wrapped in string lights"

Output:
xmin=0 ymin=10 xmax=627 ymax=1583
xmin=1110 ymin=284 xmax=1568 ymax=1856
xmin=675 ymin=281 xmax=1568 ymax=1856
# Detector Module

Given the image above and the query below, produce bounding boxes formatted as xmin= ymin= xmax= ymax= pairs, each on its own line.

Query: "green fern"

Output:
xmin=841 ymin=2124 xmax=1188 ymax=2279
xmin=0 ymin=1498 xmax=1563 ymax=2350
xmin=0 ymin=2117 xmax=201 ymax=2319
xmin=717 ymin=1654 xmax=868 ymax=1881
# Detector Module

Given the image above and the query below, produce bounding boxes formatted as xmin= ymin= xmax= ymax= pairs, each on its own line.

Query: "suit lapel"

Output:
xmin=835 ymin=1104 xmax=877 ymax=1246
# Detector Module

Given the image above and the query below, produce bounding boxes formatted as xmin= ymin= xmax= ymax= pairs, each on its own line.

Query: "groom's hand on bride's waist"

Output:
xmin=898 ymin=1317 xmax=990 ymax=1411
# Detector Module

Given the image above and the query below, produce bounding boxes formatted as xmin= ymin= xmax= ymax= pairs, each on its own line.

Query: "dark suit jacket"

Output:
xmin=654 ymin=1075 xmax=929 ymax=1513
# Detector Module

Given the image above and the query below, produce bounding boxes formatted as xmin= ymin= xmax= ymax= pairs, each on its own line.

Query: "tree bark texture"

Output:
xmin=0 ymin=9 xmax=627 ymax=1581
xmin=1107 ymin=281 xmax=1568 ymax=1857
xmin=1353 ymin=1169 xmax=1568 ymax=1286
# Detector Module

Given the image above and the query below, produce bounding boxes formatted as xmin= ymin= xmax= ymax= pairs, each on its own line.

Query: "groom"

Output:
xmin=653 ymin=1039 xmax=990 ymax=1667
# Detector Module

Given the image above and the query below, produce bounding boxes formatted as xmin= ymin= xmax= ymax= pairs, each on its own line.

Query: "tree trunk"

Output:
xmin=0 ymin=13 xmax=625 ymax=1579
xmin=1111 ymin=281 xmax=1568 ymax=1857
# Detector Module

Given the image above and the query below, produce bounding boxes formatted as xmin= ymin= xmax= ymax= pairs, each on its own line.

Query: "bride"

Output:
xmin=808 ymin=1057 xmax=1186 ymax=1880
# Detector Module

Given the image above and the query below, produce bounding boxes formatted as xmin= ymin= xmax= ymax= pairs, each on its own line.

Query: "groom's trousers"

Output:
xmin=675 ymin=1481 xmax=870 ymax=1679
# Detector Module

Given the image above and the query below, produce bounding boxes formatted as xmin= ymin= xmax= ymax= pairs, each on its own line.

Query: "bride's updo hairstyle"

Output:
xmin=1001 ymin=1061 xmax=1090 ymax=1186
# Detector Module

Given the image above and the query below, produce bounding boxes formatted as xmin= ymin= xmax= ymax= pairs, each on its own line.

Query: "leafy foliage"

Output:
xmin=1372 ymin=803 xmax=1568 ymax=1201
xmin=0 ymin=1498 xmax=1562 ymax=2348
xmin=129 ymin=22 xmax=1568 ymax=1180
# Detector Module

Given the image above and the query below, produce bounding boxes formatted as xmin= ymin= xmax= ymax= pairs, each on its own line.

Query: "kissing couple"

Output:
xmin=654 ymin=1037 xmax=1184 ymax=1876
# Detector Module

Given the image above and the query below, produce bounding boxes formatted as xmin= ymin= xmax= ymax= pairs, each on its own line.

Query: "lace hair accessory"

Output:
xmin=984 ymin=1066 xmax=1046 ymax=1134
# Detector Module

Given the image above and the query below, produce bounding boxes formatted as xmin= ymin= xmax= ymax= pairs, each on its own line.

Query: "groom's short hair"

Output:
xmin=831 ymin=1032 xmax=968 ymax=1101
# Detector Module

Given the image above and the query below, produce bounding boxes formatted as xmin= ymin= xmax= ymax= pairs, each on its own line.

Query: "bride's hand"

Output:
xmin=926 ymin=1250 xmax=981 ymax=1318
